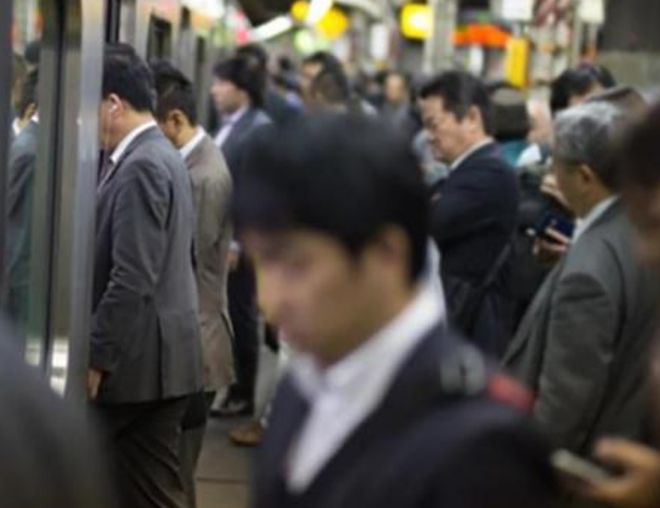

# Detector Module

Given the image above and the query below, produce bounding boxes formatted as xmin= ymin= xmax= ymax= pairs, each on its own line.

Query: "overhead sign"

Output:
xmin=400 ymin=4 xmax=432 ymax=41
xmin=500 ymin=0 xmax=534 ymax=22
xmin=578 ymin=0 xmax=605 ymax=24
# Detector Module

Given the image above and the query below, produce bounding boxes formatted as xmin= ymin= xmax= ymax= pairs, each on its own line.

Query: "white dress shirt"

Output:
xmin=179 ymin=126 xmax=206 ymax=161
xmin=98 ymin=120 xmax=157 ymax=190
xmin=449 ymin=138 xmax=494 ymax=173
xmin=214 ymin=107 xmax=247 ymax=148
xmin=286 ymin=284 xmax=444 ymax=492
xmin=572 ymin=196 xmax=618 ymax=243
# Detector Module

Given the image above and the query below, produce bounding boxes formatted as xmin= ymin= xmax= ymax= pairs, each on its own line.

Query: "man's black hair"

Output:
xmin=213 ymin=54 xmax=266 ymax=108
xmin=311 ymin=68 xmax=351 ymax=106
xmin=419 ymin=71 xmax=494 ymax=135
xmin=550 ymin=63 xmax=617 ymax=115
xmin=102 ymin=43 xmax=156 ymax=113
xmin=234 ymin=114 xmax=428 ymax=282
xmin=620 ymin=103 xmax=660 ymax=189
xmin=150 ymin=60 xmax=198 ymax=125
xmin=17 ymin=70 xmax=38 ymax=118
xmin=303 ymin=51 xmax=344 ymax=76
xmin=235 ymin=43 xmax=269 ymax=72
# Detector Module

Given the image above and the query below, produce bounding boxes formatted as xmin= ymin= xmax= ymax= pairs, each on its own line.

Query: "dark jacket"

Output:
xmin=0 ymin=320 xmax=114 ymax=508
xmin=253 ymin=326 xmax=558 ymax=508
xmin=220 ymin=107 xmax=271 ymax=177
xmin=430 ymin=142 xmax=519 ymax=356
xmin=92 ymin=126 xmax=203 ymax=404
xmin=5 ymin=120 xmax=38 ymax=330
xmin=504 ymin=201 xmax=660 ymax=454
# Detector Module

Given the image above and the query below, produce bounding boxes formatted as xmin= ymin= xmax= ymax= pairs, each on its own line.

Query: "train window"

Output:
xmin=147 ymin=16 xmax=172 ymax=61
xmin=3 ymin=0 xmax=57 ymax=368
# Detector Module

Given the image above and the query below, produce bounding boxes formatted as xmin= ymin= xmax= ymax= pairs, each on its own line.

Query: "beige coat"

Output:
xmin=185 ymin=133 xmax=234 ymax=391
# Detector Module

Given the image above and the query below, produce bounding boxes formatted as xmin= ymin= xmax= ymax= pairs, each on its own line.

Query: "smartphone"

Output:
xmin=534 ymin=211 xmax=575 ymax=240
xmin=551 ymin=449 xmax=614 ymax=483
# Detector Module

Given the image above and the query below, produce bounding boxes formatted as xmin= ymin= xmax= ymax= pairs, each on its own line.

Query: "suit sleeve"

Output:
xmin=432 ymin=421 xmax=558 ymax=508
xmin=534 ymin=272 xmax=618 ymax=450
xmin=430 ymin=174 xmax=498 ymax=247
xmin=90 ymin=160 xmax=171 ymax=373
xmin=196 ymin=171 xmax=232 ymax=273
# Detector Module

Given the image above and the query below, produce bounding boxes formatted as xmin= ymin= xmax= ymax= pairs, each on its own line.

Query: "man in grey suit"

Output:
xmin=90 ymin=44 xmax=203 ymax=508
xmin=152 ymin=61 xmax=234 ymax=508
xmin=503 ymin=102 xmax=659 ymax=455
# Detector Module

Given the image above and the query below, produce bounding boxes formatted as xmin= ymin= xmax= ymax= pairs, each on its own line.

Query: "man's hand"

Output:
xmin=541 ymin=173 xmax=570 ymax=210
xmin=533 ymin=227 xmax=571 ymax=267
xmin=583 ymin=438 xmax=660 ymax=508
xmin=87 ymin=368 xmax=103 ymax=401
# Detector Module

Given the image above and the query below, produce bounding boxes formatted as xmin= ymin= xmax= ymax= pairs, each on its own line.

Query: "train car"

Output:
xmin=0 ymin=0 xmax=229 ymax=399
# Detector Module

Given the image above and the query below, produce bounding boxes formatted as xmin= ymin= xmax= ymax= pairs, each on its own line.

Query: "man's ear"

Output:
xmin=466 ymin=105 xmax=484 ymax=131
xmin=578 ymin=163 xmax=597 ymax=185
xmin=370 ymin=226 xmax=411 ymax=273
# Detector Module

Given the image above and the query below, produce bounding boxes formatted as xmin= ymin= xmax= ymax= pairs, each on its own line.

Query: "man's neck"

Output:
xmin=112 ymin=113 xmax=154 ymax=150
xmin=317 ymin=288 xmax=416 ymax=369
xmin=449 ymin=135 xmax=491 ymax=166
xmin=176 ymin=124 xmax=199 ymax=149
xmin=579 ymin=190 xmax=615 ymax=219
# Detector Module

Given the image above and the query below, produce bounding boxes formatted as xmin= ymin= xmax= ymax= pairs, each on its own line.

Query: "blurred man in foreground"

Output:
xmin=504 ymin=102 xmax=659 ymax=455
xmin=235 ymin=114 xmax=557 ymax=508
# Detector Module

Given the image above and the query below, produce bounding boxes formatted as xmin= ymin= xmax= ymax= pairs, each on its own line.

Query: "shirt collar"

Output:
xmin=224 ymin=107 xmax=247 ymax=127
xmin=109 ymin=120 xmax=158 ymax=166
xmin=572 ymin=195 xmax=618 ymax=242
xmin=449 ymin=138 xmax=494 ymax=172
xmin=290 ymin=284 xmax=444 ymax=402
xmin=179 ymin=127 xmax=206 ymax=161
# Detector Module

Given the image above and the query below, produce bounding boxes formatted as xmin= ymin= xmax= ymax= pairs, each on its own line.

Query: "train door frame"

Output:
xmin=0 ymin=1 xmax=14 ymax=289
xmin=45 ymin=0 xmax=105 ymax=399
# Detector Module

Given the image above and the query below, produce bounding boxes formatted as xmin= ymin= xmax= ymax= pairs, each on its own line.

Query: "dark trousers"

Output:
xmin=95 ymin=397 xmax=189 ymax=508
xmin=179 ymin=392 xmax=215 ymax=508
xmin=228 ymin=255 xmax=259 ymax=405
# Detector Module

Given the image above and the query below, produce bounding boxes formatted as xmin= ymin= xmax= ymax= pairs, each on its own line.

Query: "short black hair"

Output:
xmin=235 ymin=43 xmax=269 ymax=72
xmin=620 ymin=103 xmax=660 ymax=189
xmin=102 ymin=43 xmax=155 ymax=113
xmin=303 ymin=51 xmax=343 ymax=76
xmin=550 ymin=63 xmax=616 ymax=115
xmin=234 ymin=114 xmax=428 ymax=282
xmin=213 ymin=54 xmax=265 ymax=108
xmin=17 ymin=70 xmax=38 ymax=118
xmin=419 ymin=71 xmax=494 ymax=135
xmin=311 ymin=68 xmax=351 ymax=106
xmin=150 ymin=60 xmax=197 ymax=125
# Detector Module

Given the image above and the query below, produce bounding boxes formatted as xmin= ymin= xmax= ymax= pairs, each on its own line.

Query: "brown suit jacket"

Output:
xmin=186 ymin=132 xmax=235 ymax=391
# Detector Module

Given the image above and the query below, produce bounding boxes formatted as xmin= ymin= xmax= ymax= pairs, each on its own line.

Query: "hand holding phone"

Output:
xmin=552 ymin=449 xmax=613 ymax=484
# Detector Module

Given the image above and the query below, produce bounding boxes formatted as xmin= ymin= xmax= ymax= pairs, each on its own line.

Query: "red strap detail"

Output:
xmin=487 ymin=374 xmax=535 ymax=413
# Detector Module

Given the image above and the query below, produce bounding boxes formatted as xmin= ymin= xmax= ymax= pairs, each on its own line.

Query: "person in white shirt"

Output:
xmin=235 ymin=114 xmax=558 ymax=508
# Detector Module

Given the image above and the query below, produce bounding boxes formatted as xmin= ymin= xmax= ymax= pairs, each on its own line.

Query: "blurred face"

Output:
xmin=625 ymin=185 xmax=660 ymax=270
xmin=210 ymin=77 xmax=244 ymax=115
xmin=243 ymin=228 xmax=409 ymax=366
xmin=98 ymin=95 xmax=123 ymax=151
xmin=384 ymin=74 xmax=408 ymax=105
xmin=420 ymin=96 xmax=476 ymax=164
xmin=301 ymin=62 xmax=323 ymax=104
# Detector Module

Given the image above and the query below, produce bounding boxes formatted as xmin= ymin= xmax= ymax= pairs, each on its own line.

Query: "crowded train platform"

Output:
xmin=3 ymin=0 xmax=660 ymax=507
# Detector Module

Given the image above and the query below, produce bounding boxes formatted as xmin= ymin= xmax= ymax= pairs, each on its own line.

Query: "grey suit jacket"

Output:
xmin=503 ymin=200 xmax=659 ymax=453
xmin=92 ymin=126 xmax=203 ymax=404
xmin=186 ymin=133 xmax=234 ymax=391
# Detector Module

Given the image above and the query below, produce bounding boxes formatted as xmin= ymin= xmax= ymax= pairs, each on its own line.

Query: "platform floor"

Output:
xmin=196 ymin=417 xmax=253 ymax=508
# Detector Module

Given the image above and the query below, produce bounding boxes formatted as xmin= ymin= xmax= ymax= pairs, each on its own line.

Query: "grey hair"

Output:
xmin=553 ymin=101 xmax=625 ymax=190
